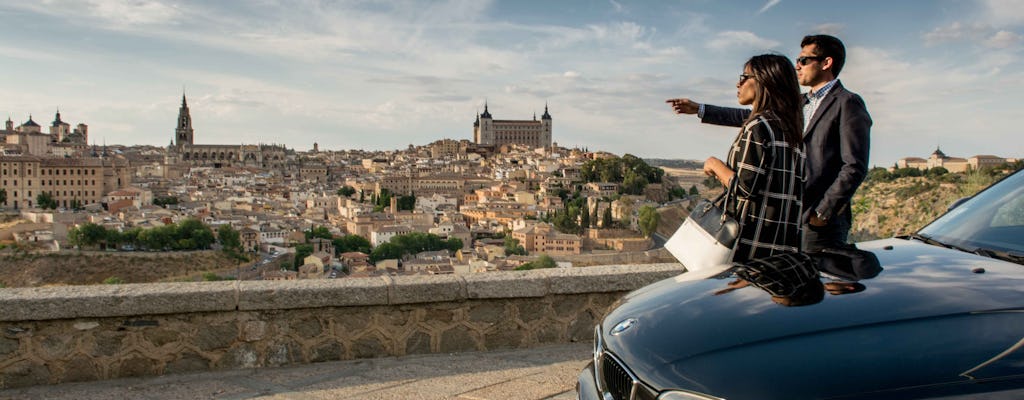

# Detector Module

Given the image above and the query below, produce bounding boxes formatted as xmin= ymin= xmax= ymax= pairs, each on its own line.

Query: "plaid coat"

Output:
xmin=726 ymin=114 xmax=806 ymax=262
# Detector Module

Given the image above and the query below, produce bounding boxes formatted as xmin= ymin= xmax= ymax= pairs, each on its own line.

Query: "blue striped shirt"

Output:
xmin=803 ymin=79 xmax=839 ymax=131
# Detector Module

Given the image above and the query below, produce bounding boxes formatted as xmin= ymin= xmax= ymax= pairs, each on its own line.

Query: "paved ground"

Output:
xmin=0 ymin=343 xmax=590 ymax=400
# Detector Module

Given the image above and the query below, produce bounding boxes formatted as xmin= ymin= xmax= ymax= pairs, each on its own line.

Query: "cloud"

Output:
xmin=563 ymin=71 xmax=582 ymax=79
xmin=9 ymin=0 xmax=184 ymax=28
xmin=0 ymin=45 xmax=63 ymax=62
xmin=757 ymin=0 xmax=781 ymax=15
xmin=809 ymin=23 xmax=845 ymax=36
xmin=922 ymin=21 xmax=1021 ymax=49
xmin=979 ymin=0 xmax=1024 ymax=27
xmin=609 ymin=0 xmax=624 ymax=13
xmin=985 ymin=30 xmax=1023 ymax=48
xmin=922 ymin=22 xmax=991 ymax=45
xmin=705 ymin=31 xmax=780 ymax=51
xmin=838 ymin=45 xmax=1023 ymax=166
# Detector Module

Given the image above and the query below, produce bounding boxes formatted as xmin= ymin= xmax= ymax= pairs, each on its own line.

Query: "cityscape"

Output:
xmin=1 ymin=96 xmax=701 ymax=285
xmin=2 ymin=1 xmax=1024 ymax=396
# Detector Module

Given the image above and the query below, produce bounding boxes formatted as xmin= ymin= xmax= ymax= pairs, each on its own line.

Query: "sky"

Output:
xmin=1 ymin=0 xmax=1023 ymax=167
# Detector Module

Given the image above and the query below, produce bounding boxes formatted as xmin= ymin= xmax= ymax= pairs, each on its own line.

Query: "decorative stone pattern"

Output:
xmin=0 ymin=263 xmax=684 ymax=389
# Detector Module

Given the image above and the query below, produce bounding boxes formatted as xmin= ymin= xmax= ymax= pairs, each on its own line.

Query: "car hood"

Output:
xmin=600 ymin=238 xmax=1024 ymax=391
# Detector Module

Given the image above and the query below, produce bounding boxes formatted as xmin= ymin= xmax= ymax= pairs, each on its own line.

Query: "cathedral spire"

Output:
xmin=176 ymin=92 xmax=194 ymax=147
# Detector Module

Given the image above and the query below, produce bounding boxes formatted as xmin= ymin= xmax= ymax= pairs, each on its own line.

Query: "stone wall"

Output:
xmin=0 ymin=263 xmax=684 ymax=388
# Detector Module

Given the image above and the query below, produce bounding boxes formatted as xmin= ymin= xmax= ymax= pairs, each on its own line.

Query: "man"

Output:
xmin=667 ymin=35 xmax=871 ymax=251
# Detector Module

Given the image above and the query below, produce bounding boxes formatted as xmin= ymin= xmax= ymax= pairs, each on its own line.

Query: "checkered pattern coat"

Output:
xmin=726 ymin=114 xmax=806 ymax=262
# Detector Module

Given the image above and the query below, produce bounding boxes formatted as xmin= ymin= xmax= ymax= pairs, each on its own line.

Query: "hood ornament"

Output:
xmin=610 ymin=318 xmax=638 ymax=336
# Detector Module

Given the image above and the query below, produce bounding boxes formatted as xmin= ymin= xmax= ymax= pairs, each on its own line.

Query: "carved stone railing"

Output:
xmin=0 ymin=263 xmax=684 ymax=388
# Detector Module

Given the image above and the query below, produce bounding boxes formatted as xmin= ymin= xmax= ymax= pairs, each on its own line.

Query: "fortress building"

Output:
xmin=166 ymin=94 xmax=290 ymax=169
xmin=473 ymin=103 xmax=552 ymax=149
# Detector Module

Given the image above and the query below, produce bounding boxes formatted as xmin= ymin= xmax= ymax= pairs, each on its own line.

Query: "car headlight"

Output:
xmin=658 ymin=390 xmax=725 ymax=400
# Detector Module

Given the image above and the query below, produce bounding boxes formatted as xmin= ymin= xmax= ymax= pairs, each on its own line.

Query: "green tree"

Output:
xmin=689 ymin=185 xmax=699 ymax=196
xmin=445 ymin=237 xmax=464 ymax=252
xmin=293 ymin=244 xmax=314 ymax=268
xmin=217 ymin=224 xmax=242 ymax=252
xmin=373 ymin=189 xmax=393 ymax=212
xmin=36 ymin=192 xmax=58 ymax=209
xmin=369 ymin=242 xmax=403 ymax=263
xmin=638 ymin=205 xmax=660 ymax=238
xmin=397 ymin=194 xmax=416 ymax=211
xmin=139 ymin=225 xmax=174 ymax=250
xmin=0 ymin=188 xmax=6 ymax=206
xmin=579 ymin=205 xmax=591 ymax=228
xmin=892 ymin=167 xmax=923 ymax=179
xmin=337 ymin=186 xmax=357 ymax=197
xmin=153 ymin=196 xmax=180 ymax=207
xmin=70 ymin=223 xmax=108 ymax=248
xmin=305 ymin=225 xmax=333 ymax=240
xmin=927 ymin=167 xmax=949 ymax=177
xmin=177 ymin=219 xmax=215 ymax=250
xmin=515 ymin=254 xmax=557 ymax=270
xmin=602 ymin=205 xmax=614 ymax=228
xmin=121 ymin=227 xmax=142 ymax=248
xmin=333 ymin=234 xmax=372 ymax=255
xmin=105 ymin=229 xmax=123 ymax=248
xmin=202 ymin=272 xmax=233 ymax=281
xmin=504 ymin=235 xmax=527 ymax=256
xmin=620 ymin=170 xmax=648 ymax=195
xmin=866 ymin=167 xmax=892 ymax=183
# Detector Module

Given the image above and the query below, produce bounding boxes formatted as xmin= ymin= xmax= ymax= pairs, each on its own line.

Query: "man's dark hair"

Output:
xmin=801 ymin=34 xmax=846 ymax=77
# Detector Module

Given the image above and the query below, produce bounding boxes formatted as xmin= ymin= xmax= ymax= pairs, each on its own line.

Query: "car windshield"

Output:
xmin=917 ymin=170 xmax=1024 ymax=262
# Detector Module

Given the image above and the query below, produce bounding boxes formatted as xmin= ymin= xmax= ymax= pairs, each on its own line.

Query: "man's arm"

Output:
xmin=666 ymin=98 xmax=749 ymax=128
xmin=701 ymin=104 xmax=749 ymax=128
xmin=815 ymin=94 xmax=872 ymax=220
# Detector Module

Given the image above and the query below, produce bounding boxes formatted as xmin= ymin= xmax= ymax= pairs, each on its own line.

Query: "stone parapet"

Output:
xmin=0 ymin=263 xmax=684 ymax=388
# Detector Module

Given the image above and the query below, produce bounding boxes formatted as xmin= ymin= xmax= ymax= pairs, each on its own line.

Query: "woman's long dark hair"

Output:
xmin=743 ymin=54 xmax=803 ymax=148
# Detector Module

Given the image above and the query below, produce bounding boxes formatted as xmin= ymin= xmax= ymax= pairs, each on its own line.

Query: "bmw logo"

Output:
xmin=610 ymin=318 xmax=638 ymax=336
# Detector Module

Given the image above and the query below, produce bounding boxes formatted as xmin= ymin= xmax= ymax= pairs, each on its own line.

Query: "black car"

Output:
xmin=578 ymin=169 xmax=1024 ymax=400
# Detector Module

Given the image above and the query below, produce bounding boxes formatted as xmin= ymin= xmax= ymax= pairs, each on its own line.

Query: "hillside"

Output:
xmin=657 ymin=169 xmax=1013 ymax=243
xmin=0 ymin=250 xmax=247 ymax=287
xmin=850 ymin=171 xmax=1006 ymax=240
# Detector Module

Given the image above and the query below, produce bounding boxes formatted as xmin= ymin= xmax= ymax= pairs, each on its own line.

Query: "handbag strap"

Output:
xmin=712 ymin=174 xmax=739 ymax=208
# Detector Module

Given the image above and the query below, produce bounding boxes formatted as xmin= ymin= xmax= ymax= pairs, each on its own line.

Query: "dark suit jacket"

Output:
xmin=700 ymin=81 xmax=872 ymax=224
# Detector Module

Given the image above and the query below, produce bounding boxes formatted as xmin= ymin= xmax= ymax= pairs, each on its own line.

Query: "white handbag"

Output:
xmin=665 ymin=180 xmax=739 ymax=272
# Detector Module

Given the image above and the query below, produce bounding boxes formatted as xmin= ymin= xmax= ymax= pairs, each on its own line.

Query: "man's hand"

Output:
xmin=666 ymin=98 xmax=699 ymax=115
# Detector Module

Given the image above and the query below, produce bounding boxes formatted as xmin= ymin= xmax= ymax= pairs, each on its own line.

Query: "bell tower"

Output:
xmin=175 ymin=93 xmax=194 ymax=147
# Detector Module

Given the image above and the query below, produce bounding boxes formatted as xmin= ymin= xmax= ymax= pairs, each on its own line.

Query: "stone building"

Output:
xmin=473 ymin=103 xmax=552 ymax=149
xmin=896 ymin=147 xmax=1009 ymax=173
xmin=0 ymin=154 xmax=130 ymax=209
xmin=511 ymin=222 xmax=582 ymax=255
xmin=165 ymin=94 xmax=290 ymax=170
xmin=3 ymin=112 xmax=89 ymax=157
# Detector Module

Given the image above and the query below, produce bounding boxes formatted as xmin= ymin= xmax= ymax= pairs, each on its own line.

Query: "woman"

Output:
xmin=702 ymin=54 xmax=806 ymax=262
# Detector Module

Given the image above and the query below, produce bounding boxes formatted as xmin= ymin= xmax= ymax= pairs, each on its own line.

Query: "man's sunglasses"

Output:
xmin=796 ymin=56 xmax=826 ymax=66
